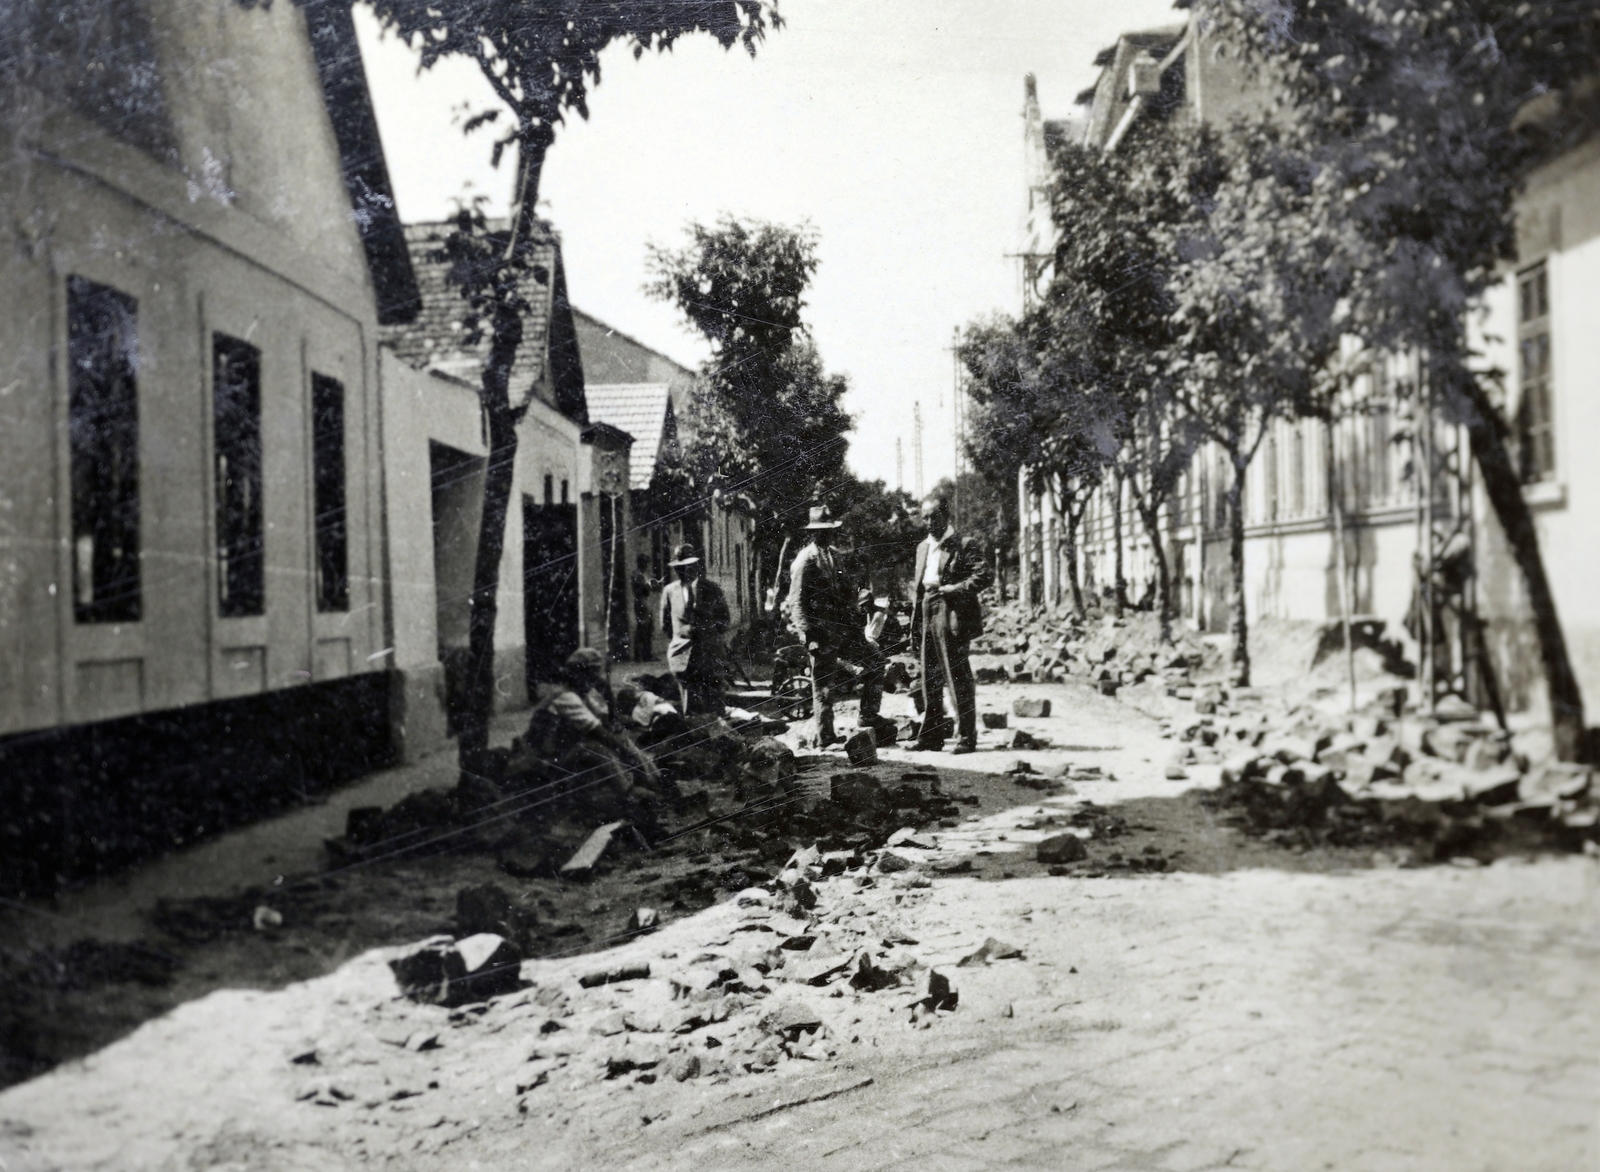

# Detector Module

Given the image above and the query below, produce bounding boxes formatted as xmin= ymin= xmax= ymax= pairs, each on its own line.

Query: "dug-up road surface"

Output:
xmin=2 ymin=680 xmax=1598 ymax=1172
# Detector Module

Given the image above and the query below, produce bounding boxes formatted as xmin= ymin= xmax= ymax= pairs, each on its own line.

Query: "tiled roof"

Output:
xmin=573 ymin=308 xmax=695 ymax=385
xmin=379 ymin=219 xmax=557 ymax=404
xmin=585 ymin=383 xmax=672 ymax=490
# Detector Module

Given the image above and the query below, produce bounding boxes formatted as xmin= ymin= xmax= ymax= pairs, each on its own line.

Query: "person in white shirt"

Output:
xmin=909 ymin=494 xmax=992 ymax=753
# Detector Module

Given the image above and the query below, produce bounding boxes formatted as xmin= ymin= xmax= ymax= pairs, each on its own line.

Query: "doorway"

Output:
xmin=524 ymin=494 xmax=579 ymax=692
xmin=429 ymin=442 xmax=485 ymax=734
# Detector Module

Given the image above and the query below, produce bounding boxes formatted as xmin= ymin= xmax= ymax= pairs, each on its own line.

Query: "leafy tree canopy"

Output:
xmin=647 ymin=216 xmax=853 ymax=562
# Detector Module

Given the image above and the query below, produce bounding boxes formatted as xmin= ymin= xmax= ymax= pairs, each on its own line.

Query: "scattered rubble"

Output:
xmin=957 ymin=937 xmax=1024 ymax=967
xmin=561 ymin=822 xmax=628 ymax=879
xmin=388 ymin=934 xmax=525 ymax=1007
xmin=1036 ymin=833 xmax=1089 ymax=865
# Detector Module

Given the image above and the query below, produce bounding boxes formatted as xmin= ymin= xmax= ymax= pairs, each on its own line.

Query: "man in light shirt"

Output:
xmin=909 ymin=493 xmax=992 ymax=753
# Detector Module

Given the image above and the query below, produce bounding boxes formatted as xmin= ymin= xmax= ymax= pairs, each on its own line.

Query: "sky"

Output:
xmin=355 ymin=0 xmax=1183 ymax=491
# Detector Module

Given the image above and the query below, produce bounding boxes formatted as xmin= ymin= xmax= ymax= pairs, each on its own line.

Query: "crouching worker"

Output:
xmin=517 ymin=648 xmax=676 ymax=835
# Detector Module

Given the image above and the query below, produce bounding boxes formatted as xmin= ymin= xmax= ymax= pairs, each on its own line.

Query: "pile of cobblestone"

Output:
xmin=969 ymin=603 xmax=1221 ymax=695
xmin=1157 ymin=687 xmax=1598 ymax=859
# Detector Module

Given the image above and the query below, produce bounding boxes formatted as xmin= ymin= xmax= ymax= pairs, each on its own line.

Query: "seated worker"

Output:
xmin=515 ymin=648 xmax=675 ymax=830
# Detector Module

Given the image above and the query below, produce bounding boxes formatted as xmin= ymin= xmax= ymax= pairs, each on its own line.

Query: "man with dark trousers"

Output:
xmin=910 ymin=493 xmax=991 ymax=754
xmin=787 ymin=504 xmax=887 ymax=746
xmin=659 ymin=543 xmax=729 ymax=715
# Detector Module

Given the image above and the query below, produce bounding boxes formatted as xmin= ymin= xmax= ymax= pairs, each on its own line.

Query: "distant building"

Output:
xmin=577 ymin=315 xmax=758 ymax=660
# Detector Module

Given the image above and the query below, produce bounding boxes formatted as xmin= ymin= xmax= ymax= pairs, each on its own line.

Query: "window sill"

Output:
xmin=1522 ymin=480 xmax=1567 ymax=510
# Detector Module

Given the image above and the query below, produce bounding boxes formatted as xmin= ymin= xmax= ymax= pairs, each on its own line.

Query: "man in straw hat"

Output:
xmin=659 ymin=542 xmax=730 ymax=715
xmin=910 ymin=491 xmax=991 ymax=753
xmin=787 ymin=503 xmax=888 ymax=746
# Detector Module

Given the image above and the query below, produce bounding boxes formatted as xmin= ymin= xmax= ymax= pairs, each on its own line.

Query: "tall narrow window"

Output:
xmin=214 ymin=334 xmax=264 ymax=616
xmin=1263 ymin=433 xmax=1279 ymax=522
xmin=1366 ymin=405 xmax=1392 ymax=507
xmin=1517 ymin=263 xmax=1554 ymax=484
xmin=311 ymin=373 xmax=347 ymax=611
xmin=67 ymin=275 xmax=141 ymax=623
xmin=1290 ymin=427 xmax=1306 ymax=516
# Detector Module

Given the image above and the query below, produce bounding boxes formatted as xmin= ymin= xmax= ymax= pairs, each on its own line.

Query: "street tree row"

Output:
xmin=960 ymin=0 xmax=1599 ymax=760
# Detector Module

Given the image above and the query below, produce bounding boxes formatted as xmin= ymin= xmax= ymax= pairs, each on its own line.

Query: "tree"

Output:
xmin=319 ymin=0 xmax=781 ymax=771
xmin=1164 ymin=118 xmax=1350 ymax=685
xmin=1194 ymin=0 xmax=1599 ymax=754
xmin=830 ymin=477 xmax=924 ymax=600
xmin=1044 ymin=133 xmax=1205 ymax=639
xmin=959 ymin=313 xmax=1105 ymax=617
xmin=646 ymin=216 xmax=853 ymax=605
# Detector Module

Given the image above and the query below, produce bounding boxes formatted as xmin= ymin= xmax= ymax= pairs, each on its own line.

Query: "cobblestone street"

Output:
xmin=3 ymin=678 xmax=1596 ymax=1172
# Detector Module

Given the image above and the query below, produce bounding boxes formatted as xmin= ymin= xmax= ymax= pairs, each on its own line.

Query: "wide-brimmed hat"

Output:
xmin=805 ymin=504 xmax=843 ymax=530
xmin=667 ymin=543 xmax=701 ymax=567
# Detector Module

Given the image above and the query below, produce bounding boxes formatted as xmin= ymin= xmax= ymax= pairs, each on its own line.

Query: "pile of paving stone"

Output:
xmin=969 ymin=603 xmax=1221 ymax=695
xmin=1167 ymin=688 xmax=1599 ymax=859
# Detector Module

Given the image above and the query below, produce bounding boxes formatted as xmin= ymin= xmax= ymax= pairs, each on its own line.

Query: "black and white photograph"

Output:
xmin=1 ymin=1 xmax=1597 ymax=1168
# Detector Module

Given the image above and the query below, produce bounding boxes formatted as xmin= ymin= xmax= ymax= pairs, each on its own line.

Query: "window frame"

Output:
xmin=1516 ymin=261 xmax=1555 ymax=485
xmin=213 ymin=333 xmax=266 ymax=617
xmin=66 ymin=275 xmax=142 ymax=624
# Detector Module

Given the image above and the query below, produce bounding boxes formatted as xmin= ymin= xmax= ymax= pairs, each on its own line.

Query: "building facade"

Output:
xmin=1474 ymin=112 xmax=1600 ymax=715
xmin=379 ymin=223 xmax=632 ymax=760
xmin=0 ymin=0 xmax=417 ymax=891
xmin=1016 ymin=17 xmax=1600 ymax=728
xmin=577 ymin=315 xmax=758 ymax=659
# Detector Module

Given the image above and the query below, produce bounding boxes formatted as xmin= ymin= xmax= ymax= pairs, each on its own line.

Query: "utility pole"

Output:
xmin=896 ymin=437 xmax=904 ymax=492
xmin=914 ymin=401 xmax=924 ymax=498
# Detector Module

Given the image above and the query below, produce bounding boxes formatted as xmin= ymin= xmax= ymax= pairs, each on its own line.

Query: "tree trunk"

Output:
xmin=1459 ymin=378 xmax=1586 ymax=761
xmin=1225 ymin=456 xmax=1250 ymax=687
xmin=459 ymin=358 xmax=521 ymax=769
xmin=1138 ymin=501 xmax=1173 ymax=644
xmin=1111 ymin=470 xmax=1126 ymax=617
xmin=1326 ymin=418 xmax=1357 ymax=712
xmin=457 ymin=137 xmax=547 ymax=774
xmin=1064 ymin=505 xmax=1085 ymax=618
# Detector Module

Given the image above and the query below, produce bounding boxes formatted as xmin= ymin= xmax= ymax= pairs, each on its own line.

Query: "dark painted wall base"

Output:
xmin=0 ymin=673 xmax=396 ymax=898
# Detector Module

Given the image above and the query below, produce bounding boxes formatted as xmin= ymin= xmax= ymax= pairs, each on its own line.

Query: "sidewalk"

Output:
xmin=0 ymin=708 xmax=527 ymax=952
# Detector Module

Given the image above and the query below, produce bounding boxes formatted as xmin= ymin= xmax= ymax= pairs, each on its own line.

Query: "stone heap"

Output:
xmin=968 ymin=604 xmax=1221 ymax=696
xmin=1155 ymin=686 xmax=1598 ymax=860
